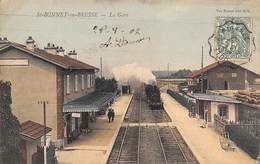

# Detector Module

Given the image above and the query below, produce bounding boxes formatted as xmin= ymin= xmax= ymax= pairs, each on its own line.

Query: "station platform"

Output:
xmin=56 ymin=94 xmax=133 ymax=164
xmin=161 ymin=93 xmax=256 ymax=164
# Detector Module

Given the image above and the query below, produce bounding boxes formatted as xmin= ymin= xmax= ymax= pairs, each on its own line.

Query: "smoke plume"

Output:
xmin=112 ymin=63 xmax=156 ymax=87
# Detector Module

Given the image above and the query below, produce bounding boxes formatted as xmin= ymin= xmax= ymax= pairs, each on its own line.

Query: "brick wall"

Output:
xmin=56 ymin=68 xmax=64 ymax=139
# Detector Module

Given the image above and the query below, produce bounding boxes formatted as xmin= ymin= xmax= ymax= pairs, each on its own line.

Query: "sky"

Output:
xmin=0 ymin=0 xmax=259 ymax=75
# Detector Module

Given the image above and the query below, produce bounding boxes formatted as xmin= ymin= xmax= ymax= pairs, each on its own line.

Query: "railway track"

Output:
xmin=125 ymin=94 xmax=171 ymax=123
xmin=108 ymin=94 xmax=141 ymax=164
xmin=107 ymin=90 xmax=199 ymax=164
xmin=157 ymin=126 xmax=199 ymax=164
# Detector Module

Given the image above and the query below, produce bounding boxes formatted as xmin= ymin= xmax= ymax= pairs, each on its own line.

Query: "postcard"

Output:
xmin=0 ymin=1 xmax=259 ymax=164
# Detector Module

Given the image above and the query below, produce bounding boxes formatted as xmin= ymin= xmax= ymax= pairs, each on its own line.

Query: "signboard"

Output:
xmin=209 ymin=17 xmax=255 ymax=63
xmin=0 ymin=59 xmax=29 ymax=66
xmin=71 ymin=113 xmax=81 ymax=118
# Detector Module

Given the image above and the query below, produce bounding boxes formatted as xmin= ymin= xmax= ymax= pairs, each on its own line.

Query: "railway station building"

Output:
xmin=63 ymin=91 xmax=116 ymax=143
xmin=0 ymin=37 xmax=116 ymax=147
xmin=188 ymin=61 xmax=260 ymax=92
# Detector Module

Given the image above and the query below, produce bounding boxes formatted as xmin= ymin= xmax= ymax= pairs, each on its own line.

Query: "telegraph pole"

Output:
xmin=100 ymin=56 xmax=103 ymax=78
xmin=201 ymin=46 xmax=204 ymax=93
xmin=167 ymin=63 xmax=170 ymax=90
xmin=38 ymin=101 xmax=48 ymax=164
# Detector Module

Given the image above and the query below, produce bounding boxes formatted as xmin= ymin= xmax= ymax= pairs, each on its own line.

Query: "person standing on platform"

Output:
xmin=107 ymin=108 xmax=112 ymax=123
xmin=111 ymin=109 xmax=115 ymax=122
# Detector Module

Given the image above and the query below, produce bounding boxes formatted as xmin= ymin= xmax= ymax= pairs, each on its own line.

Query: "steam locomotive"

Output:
xmin=145 ymin=84 xmax=164 ymax=110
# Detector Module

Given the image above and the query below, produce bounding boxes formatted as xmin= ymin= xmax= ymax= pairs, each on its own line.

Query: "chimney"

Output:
xmin=25 ymin=36 xmax=36 ymax=50
xmin=44 ymin=43 xmax=58 ymax=55
xmin=67 ymin=50 xmax=78 ymax=59
xmin=0 ymin=37 xmax=9 ymax=45
xmin=57 ymin=46 xmax=65 ymax=56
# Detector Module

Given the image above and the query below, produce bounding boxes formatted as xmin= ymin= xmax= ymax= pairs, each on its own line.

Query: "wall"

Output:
xmin=206 ymin=64 xmax=245 ymax=90
xmin=210 ymin=101 xmax=236 ymax=125
xmin=63 ymin=70 xmax=95 ymax=104
xmin=56 ymin=68 xmax=64 ymax=141
xmin=26 ymin=140 xmax=40 ymax=164
xmin=205 ymin=63 xmax=259 ymax=90
xmin=238 ymin=103 xmax=260 ymax=121
xmin=0 ymin=49 xmax=58 ymax=140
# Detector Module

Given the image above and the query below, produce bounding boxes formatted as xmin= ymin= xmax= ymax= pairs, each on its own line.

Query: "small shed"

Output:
xmin=189 ymin=93 xmax=241 ymax=125
xmin=20 ymin=120 xmax=52 ymax=164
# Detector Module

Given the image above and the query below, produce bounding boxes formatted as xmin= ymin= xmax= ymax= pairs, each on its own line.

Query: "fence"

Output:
xmin=226 ymin=123 xmax=260 ymax=159
xmin=213 ymin=113 xmax=260 ymax=159
xmin=214 ymin=114 xmax=228 ymax=134
xmin=167 ymin=89 xmax=196 ymax=116
xmin=226 ymin=103 xmax=260 ymax=159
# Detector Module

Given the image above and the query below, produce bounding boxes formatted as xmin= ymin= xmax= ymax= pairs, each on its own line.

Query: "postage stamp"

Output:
xmin=209 ymin=17 xmax=255 ymax=62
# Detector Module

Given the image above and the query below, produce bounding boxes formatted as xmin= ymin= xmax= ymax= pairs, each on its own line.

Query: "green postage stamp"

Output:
xmin=212 ymin=17 xmax=255 ymax=62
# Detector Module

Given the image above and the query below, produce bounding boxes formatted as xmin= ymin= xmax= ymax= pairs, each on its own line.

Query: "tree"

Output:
xmin=171 ymin=69 xmax=192 ymax=78
xmin=95 ymin=77 xmax=118 ymax=92
xmin=0 ymin=81 xmax=21 ymax=164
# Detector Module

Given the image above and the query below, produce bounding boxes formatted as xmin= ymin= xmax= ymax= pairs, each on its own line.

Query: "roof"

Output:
xmin=64 ymin=92 xmax=117 ymax=113
xmin=20 ymin=120 xmax=52 ymax=141
xmin=189 ymin=93 xmax=241 ymax=104
xmin=0 ymin=42 xmax=99 ymax=70
xmin=190 ymin=61 xmax=260 ymax=78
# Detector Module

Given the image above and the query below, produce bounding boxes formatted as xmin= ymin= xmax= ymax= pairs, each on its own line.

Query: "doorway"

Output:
xmin=203 ymin=79 xmax=208 ymax=93
xmin=224 ymin=81 xmax=229 ymax=90
xmin=198 ymin=100 xmax=205 ymax=119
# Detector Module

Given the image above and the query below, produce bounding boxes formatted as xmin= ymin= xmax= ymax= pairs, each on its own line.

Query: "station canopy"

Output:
xmin=63 ymin=92 xmax=116 ymax=113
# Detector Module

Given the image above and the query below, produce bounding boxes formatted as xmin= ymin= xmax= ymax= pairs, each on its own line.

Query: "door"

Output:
xmin=224 ymin=81 xmax=228 ymax=90
xmin=66 ymin=114 xmax=72 ymax=139
xmin=21 ymin=139 xmax=27 ymax=164
xmin=199 ymin=100 xmax=204 ymax=119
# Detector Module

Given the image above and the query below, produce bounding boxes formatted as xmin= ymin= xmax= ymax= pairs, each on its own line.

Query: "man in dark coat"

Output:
xmin=111 ymin=109 xmax=115 ymax=122
xmin=107 ymin=109 xmax=112 ymax=123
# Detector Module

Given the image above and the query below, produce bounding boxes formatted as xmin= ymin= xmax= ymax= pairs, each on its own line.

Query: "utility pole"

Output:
xmin=201 ymin=46 xmax=204 ymax=93
xmin=38 ymin=101 xmax=48 ymax=164
xmin=167 ymin=63 xmax=170 ymax=90
xmin=257 ymin=116 xmax=260 ymax=163
xmin=100 ymin=56 xmax=103 ymax=78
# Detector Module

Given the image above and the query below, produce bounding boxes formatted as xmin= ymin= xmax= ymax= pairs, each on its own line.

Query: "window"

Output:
xmin=0 ymin=59 xmax=29 ymax=66
xmin=216 ymin=73 xmax=224 ymax=78
xmin=81 ymin=74 xmax=85 ymax=90
xmin=74 ymin=74 xmax=78 ymax=91
xmin=87 ymin=74 xmax=90 ymax=88
xmin=90 ymin=74 xmax=94 ymax=87
xmin=66 ymin=75 xmax=70 ymax=94
xmin=232 ymin=73 xmax=237 ymax=78
xmin=92 ymin=74 xmax=95 ymax=86
xmin=218 ymin=105 xmax=228 ymax=119
xmin=85 ymin=73 xmax=88 ymax=89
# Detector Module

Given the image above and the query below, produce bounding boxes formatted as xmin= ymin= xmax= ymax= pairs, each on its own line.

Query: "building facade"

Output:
xmin=189 ymin=93 xmax=240 ymax=126
xmin=190 ymin=61 xmax=260 ymax=91
xmin=0 ymin=37 xmax=98 ymax=145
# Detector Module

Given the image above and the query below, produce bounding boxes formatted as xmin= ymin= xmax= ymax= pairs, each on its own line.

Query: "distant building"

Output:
xmin=0 ymin=37 xmax=98 ymax=146
xmin=189 ymin=61 xmax=260 ymax=92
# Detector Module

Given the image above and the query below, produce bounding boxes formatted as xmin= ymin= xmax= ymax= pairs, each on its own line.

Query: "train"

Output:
xmin=145 ymin=84 xmax=164 ymax=110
